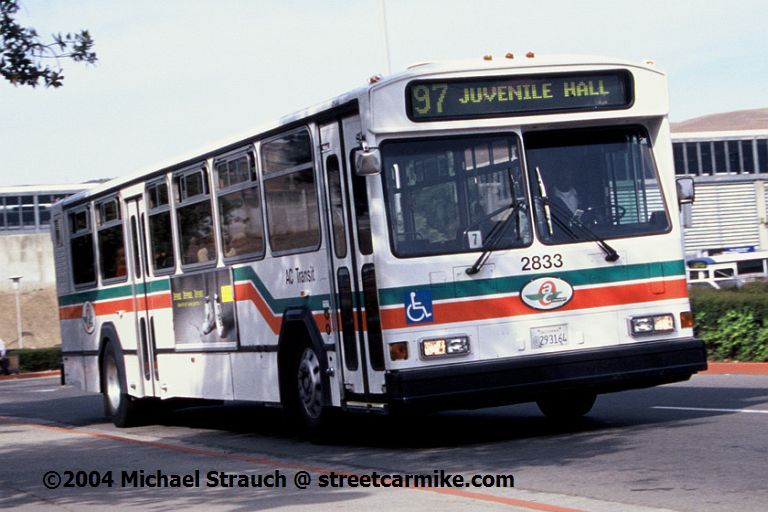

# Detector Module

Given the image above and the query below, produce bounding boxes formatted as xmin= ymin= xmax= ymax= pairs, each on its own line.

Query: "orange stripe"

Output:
xmin=93 ymin=298 xmax=135 ymax=316
xmin=426 ymin=488 xmax=587 ymax=512
xmin=234 ymin=282 xmax=282 ymax=334
xmin=59 ymin=305 xmax=82 ymax=320
xmin=381 ymin=278 xmax=689 ymax=330
xmin=59 ymin=293 xmax=173 ymax=320
xmin=144 ymin=293 xmax=173 ymax=310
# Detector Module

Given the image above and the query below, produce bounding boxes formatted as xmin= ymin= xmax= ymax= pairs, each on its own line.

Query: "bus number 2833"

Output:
xmin=521 ymin=254 xmax=563 ymax=271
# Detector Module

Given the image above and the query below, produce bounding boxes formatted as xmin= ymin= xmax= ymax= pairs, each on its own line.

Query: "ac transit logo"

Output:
xmin=82 ymin=301 xmax=96 ymax=334
xmin=521 ymin=277 xmax=574 ymax=310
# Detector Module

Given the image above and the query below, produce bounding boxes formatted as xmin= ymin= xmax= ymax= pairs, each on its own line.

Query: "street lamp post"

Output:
xmin=9 ymin=275 xmax=23 ymax=349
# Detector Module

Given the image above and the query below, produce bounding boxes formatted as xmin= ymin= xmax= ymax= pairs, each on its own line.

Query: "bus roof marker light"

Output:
xmin=505 ymin=53 xmax=514 ymax=59
xmin=368 ymin=74 xmax=382 ymax=84
xmin=526 ymin=51 xmax=535 ymax=58
xmin=483 ymin=55 xmax=493 ymax=61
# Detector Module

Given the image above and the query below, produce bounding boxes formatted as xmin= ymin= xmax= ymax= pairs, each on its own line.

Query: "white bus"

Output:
xmin=53 ymin=54 xmax=707 ymax=429
xmin=686 ymin=250 xmax=768 ymax=288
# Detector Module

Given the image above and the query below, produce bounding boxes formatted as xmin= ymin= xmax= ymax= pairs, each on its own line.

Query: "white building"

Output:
xmin=0 ymin=183 xmax=100 ymax=290
xmin=671 ymin=108 xmax=768 ymax=256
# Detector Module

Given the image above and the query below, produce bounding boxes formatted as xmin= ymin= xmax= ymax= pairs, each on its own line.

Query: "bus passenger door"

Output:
xmin=125 ymin=196 xmax=159 ymax=397
xmin=320 ymin=117 xmax=386 ymax=405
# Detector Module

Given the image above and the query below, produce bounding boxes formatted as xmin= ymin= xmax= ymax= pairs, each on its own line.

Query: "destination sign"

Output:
xmin=406 ymin=71 xmax=632 ymax=121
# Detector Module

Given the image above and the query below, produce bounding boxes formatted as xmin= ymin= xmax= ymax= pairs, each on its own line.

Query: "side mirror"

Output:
xmin=354 ymin=147 xmax=381 ymax=176
xmin=676 ymin=177 xmax=695 ymax=205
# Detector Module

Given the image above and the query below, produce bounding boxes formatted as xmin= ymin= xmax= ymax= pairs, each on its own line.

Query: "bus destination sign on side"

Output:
xmin=406 ymin=71 xmax=632 ymax=121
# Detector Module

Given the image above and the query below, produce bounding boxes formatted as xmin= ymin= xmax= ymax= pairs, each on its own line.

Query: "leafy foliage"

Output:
xmin=690 ymin=282 xmax=768 ymax=362
xmin=13 ymin=347 xmax=61 ymax=372
xmin=0 ymin=0 xmax=96 ymax=87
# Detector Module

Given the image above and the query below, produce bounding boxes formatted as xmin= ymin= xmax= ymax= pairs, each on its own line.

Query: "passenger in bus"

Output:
xmin=114 ymin=246 xmax=127 ymax=277
xmin=186 ymin=236 xmax=210 ymax=263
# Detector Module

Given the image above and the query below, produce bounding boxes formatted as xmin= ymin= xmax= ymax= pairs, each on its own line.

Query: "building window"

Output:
xmin=673 ymin=143 xmax=686 ymax=175
xmin=700 ymin=142 xmax=713 ymax=175
xmin=741 ymin=140 xmax=755 ymax=173
xmin=685 ymin=143 xmax=699 ymax=174
xmin=727 ymin=141 xmax=740 ymax=173
xmin=758 ymin=139 xmax=768 ymax=173
xmin=21 ymin=195 xmax=35 ymax=227
xmin=714 ymin=141 xmax=727 ymax=173
xmin=261 ymin=128 xmax=321 ymax=254
xmin=215 ymin=152 xmax=265 ymax=260
xmin=5 ymin=196 xmax=20 ymax=228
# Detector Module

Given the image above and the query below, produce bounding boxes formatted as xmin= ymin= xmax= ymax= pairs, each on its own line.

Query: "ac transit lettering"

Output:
xmin=285 ymin=266 xmax=316 ymax=285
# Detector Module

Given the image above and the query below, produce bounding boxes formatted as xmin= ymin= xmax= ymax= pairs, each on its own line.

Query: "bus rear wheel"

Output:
xmin=102 ymin=342 xmax=140 ymax=427
xmin=536 ymin=392 xmax=596 ymax=420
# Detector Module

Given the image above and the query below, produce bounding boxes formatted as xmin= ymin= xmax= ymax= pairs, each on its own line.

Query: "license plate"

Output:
xmin=531 ymin=324 xmax=569 ymax=349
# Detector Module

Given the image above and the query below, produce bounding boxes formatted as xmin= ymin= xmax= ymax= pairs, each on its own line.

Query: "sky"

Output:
xmin=1 ymin=0 xmax=767 ymax=186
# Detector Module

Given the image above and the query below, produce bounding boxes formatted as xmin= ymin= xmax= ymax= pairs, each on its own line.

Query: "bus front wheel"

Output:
xmin=284 ymin=344 xmax=328 ymax=432
xmin=536 ymin=392 xmax=596 ymax=420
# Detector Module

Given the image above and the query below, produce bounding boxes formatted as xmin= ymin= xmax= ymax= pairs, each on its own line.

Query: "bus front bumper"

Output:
xmin=385 ymin=338 xmax=707 ymax=412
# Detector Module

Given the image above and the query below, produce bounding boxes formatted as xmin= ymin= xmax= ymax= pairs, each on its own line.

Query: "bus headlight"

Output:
xmin=420 ymin=336 xmax=470 ymax=358
xmin=630 ymin=314 xmax=675 ymax=336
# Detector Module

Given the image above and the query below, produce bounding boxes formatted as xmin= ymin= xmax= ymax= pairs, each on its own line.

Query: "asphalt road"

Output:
xmin=0 ymin=374 xmax=766 ymax=512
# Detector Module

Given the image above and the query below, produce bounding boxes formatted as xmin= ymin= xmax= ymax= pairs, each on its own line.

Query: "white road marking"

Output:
xmin=652 ymin=406 xmax=768 ymax=414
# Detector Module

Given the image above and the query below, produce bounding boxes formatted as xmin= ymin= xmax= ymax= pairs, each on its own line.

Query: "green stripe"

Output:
xmin=233 ymin=266 xmax=329 ymax=311
xmin=58 ymin=279 xmax=170 ymax=306
xmin=59 ymin=260 xmax=685 ymax=312
xmin=377 ymin=259 xmax=685 ymax=306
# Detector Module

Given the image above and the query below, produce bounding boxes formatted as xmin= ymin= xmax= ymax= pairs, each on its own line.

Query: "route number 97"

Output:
xmin=411 ymin=84 xmax=448 ymax=115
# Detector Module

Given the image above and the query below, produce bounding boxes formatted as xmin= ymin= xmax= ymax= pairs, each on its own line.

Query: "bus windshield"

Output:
xmin=526 ymin=126 xmax=670 ymax=244
xmin=381 ymin=134 xmax=531 ymax=257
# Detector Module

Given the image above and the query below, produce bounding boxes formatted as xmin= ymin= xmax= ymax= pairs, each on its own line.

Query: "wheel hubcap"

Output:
xmin=297 ymin=348 xmax=323 ymax=419
xmin=105 ymin=357 xmax=121 ymax=413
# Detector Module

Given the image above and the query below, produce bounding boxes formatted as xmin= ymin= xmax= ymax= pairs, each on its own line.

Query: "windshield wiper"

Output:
xmin=534 ymin=166 xmax=619 ymax=262
xmin=466 ymin=200 xmax=524 ymax=275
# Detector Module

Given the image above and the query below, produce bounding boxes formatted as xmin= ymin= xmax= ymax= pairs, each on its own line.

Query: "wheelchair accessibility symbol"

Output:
xmin=405 ymin=290 xmax=434 ymax=324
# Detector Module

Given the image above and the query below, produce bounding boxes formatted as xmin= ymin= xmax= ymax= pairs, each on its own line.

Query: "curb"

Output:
xmin=702 ymin=362 xmax=768 ymax=375
xmin=0 ymin=370 xmax=61 ymax=381
xmin=2 ymin=363 xmax=767 ymax=382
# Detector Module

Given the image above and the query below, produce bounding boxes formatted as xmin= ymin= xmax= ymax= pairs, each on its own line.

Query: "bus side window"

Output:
xmin=68 ymin=207 xmax=97 ymax=287
xmin=261 ymin=128 xmax=321 ymax=254
xmin=325 ymin=154 xmax=347 ymax=259
xmin=147 ymin=180 xmax=176 ymax=272
xmin=175 ymin=167 xmax=217 ymax=266
xmin=96 ymin=197 xmax=127 ymax=281
xmin=349 ymin=149 xmax=373 ymax=255
xmin=216 ymin=152 xmax=265 ymax=260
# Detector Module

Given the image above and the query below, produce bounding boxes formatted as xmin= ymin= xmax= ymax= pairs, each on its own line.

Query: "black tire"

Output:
xmin=102 ymin=342 xmax=140 ymax=427
xmin=536 ymin=392 xmax=596 ymax=420
xmin=283 ymin=344 xmax=328 ymax=432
